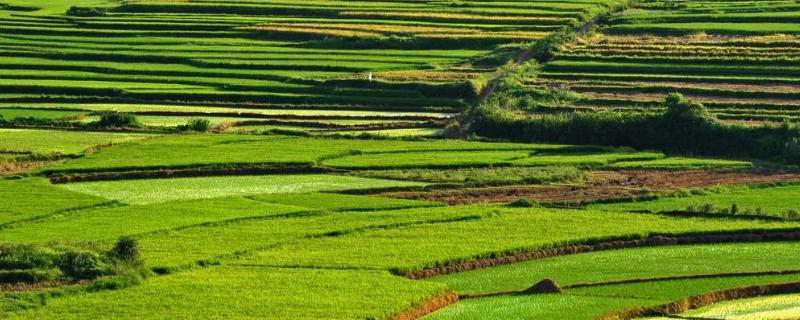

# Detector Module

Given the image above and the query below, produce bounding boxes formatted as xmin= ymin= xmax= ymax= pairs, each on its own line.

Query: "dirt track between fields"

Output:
xmin=381 ymin=170 xmax=800 ymax=205
xmin=391 ymin=292 xmax=459 ymax=320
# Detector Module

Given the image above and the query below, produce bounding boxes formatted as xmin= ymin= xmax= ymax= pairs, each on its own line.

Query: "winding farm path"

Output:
xmin=454 ymin=15 xmax=603 ymax=137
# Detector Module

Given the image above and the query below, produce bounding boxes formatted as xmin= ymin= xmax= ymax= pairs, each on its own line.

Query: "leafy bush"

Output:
xmin=93 ymin=112 xmax=139 ymax=128
xmin=474 ymin=91 xmax=800 ymax=163
xmin=66 ymin=6 xmax=107 ymax=16
xmin=58 ymin=251 xmax=111 ymax=280
xmin=113 ymin=236 xmax=141 ymax=263
xmin=178 ymin=118 xmax=211 ymax=132
xmin=507 ymin=198 xmax=541 ymax=208
xmin=1 ymin=238 xmax=145 ymax=285
xmin=0 ymin=244 xmax=59 ymax=270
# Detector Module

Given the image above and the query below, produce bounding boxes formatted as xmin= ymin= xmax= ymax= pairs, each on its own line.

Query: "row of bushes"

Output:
xmin=0 ymin=237 xmax=144 ymax=284
xmin=474 ymin=85 xmax=800 ymax=163
xmin=0 ymin=112 xmax=211 ymax=132
xmin=685 ymin=203 xmax=800 ymax=220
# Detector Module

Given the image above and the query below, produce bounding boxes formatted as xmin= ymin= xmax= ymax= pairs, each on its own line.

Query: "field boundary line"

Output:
xmin=596 ymin=281 xmax=800 ymax=320
xmin=390 ymin=291 xmax=459 ymax=320
xmin=403 ymin=230 xmax=800 ymax=279
xmin=47 ymin=164 xmax=335 ymax=183
xmin=460 ymin=269 xmax=800 ymax=299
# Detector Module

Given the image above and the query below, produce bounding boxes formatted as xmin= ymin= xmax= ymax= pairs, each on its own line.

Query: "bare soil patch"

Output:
xmin=381 ymin=170 xmax=800 ymax=205
xmin=391 ymin=292 xmax=459 ymax=320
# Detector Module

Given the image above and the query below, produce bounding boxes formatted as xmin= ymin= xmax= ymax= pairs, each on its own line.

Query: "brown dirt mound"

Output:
xmin=523 ymin=279 xmax=563 ymax=294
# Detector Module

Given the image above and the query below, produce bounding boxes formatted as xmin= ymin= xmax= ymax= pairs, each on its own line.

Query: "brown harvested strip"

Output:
xmin=403 ymin=231 xmax=800 ymax=279
xmin=585 ymin=170 xmax=800 ymax=192
xmin=0 ymin=160 xmax=52 ymax=176
xmin=387 ymin=173 xmax=797 ymax=205
xmin=390 ymin=291 xmax=459 ymax=320
xmin=0 ymin=280 xmax=70 ymax=292
xmin=597 ymin=281 xmax=800 ymax=320
xmin=381 ymin=184 xmax=650 ymax=206
xmin=380 ymin=170 xmax=800 ymax=205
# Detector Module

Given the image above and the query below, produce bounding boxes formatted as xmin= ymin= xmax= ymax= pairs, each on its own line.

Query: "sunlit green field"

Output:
xmin=2 ymin=0 xmax=800 ymax=319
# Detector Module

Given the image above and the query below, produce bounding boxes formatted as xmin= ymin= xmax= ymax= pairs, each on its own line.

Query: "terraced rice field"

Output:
xmin=0 ymin=0 xmax=622 ymax=133
xmin=534 ymin=0 xmax=800 ymax=122
xmin=2 ymin=0 xmax=800 ymax=319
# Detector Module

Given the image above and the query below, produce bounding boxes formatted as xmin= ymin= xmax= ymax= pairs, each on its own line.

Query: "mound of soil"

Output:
xmin=523 ymin=279 xmax=563 ymax=294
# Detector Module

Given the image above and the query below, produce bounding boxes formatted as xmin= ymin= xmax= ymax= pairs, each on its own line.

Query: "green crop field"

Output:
xmin=2 ymin=0 xmax=800 ymax=319
xmin=530 ymin=0 xmax=800 ymax=123
xmin=589 ymin=184 xmax=800 ymax=218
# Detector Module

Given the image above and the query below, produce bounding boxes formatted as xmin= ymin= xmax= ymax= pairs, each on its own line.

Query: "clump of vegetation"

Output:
xmin=177 ymin=118 xmax=211 ymax=132
xmin=507 ymin=198 xmax=541 ymax=208
xmin=92 ymin=112 xmax=139 ymax=129
xmin=355 ymin=166 xmax=582 ymax=186
xmin=685 ymin=202 xmax=800 ymax=220
xmin=475 ymin=91 xmax=800 ymax=163
xmin=782 ymin=209 xmax=800 ymax=220
xmin=66 ymin=6 xmax=106 ymax=17
xmin=0 ymin=237 xmax=147 ymax=288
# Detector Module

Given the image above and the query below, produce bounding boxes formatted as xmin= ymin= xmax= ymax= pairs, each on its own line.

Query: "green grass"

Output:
xmin=0 ymin=108 xmax=85 ymax=120
xmin=0 ymin=196 xmax=304 ymax=244
xmin=3 ymin=266 xmax=447 ymax=320
xmin=681 ymin=293 xmax=800 ymax=319
xmin=354 ymin=166 xmax=582 ymax=185
xmin=230 ymin=206 xmax=800 ymax=272
xmin=588 ymin=184 xmax=800 ymax=217
xmin=426 ymin=274 xmax=800 ymax=320
xmin=247 ymin=192 xmax=441 ymax=211
xmin=43 ymin=134 xmax=555 ymax=173
xmin=355 ymin=167 xmax=582 ymax=185
xmin=429 ymin=242 xmax=800 ymax=294
xmin=58 ymin=174 xmax=427 ymax=204
xmin=509 ymin=151 xmax=664 ymax=167
xmin=0 ymin=129 xmax=149 ymax=155
xmin=136 ymin=204 xmax=482 ymax=268
xmin=0 ymin=178 xmax=107 ymax=225
xmin=322 ymin=150 xmax=534 ymax=169
xmin=610 ymin=157 xmax=753 ymax=169
xmin=329 ymin=128 xmax=443 ymax=137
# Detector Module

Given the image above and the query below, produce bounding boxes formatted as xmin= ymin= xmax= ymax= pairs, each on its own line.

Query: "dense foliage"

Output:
xmin=475 ymin=88 xmax=800 ymax=162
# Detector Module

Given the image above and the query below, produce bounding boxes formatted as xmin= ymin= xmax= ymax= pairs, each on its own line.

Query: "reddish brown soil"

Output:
xmin=381 ymin=170 xmax=800 ymax=205
xmin=0 ymin=160 xmax=51 ymax=176
xmin=391 ymin=292 xmax=459 ymax=320
xmin=586 ymin=170 xmax=800 ymax=192
xmin=382 ymin=184 xmax=648 ymax=205
xmin=0 ymin=280 xmax=69 ymax=292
